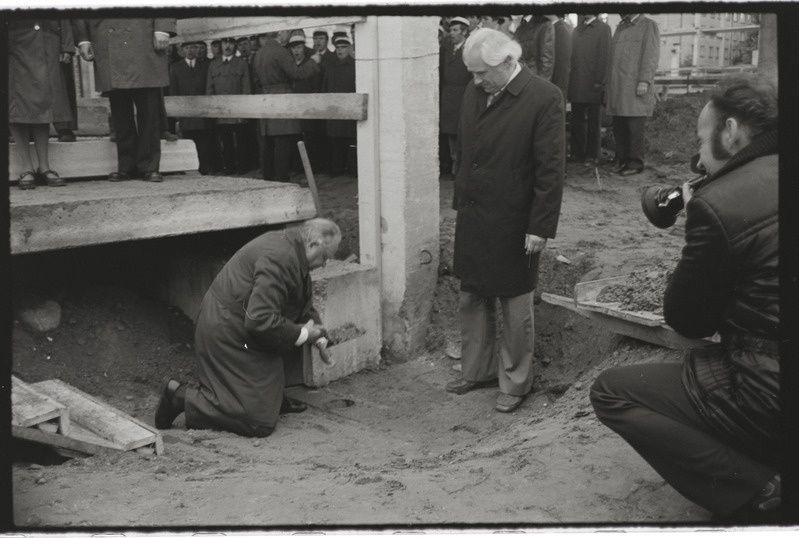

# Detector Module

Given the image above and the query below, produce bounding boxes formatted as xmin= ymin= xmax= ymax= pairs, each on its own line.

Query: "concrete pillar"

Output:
xmin=356 ymin=16 xmax=440 ymax=360
xmin=757 ymin=13 xmax=778 ymax=84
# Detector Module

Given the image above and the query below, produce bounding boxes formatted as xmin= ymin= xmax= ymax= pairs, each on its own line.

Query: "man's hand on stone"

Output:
xmin=303 ymin=319 xmax=327 ymax=344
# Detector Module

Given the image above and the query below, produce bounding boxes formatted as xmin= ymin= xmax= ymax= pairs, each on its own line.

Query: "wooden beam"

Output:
xmin=32 ymin=379 xmax=163 ymax=454
xmin=164 ymin=94 xmax=367 ymax=120
xmin=11 ymin=376 xmax=71 ymax=435
xmin=12 ymin=425 xmax=120 ymax=457
xmin=174 ymin=16 xmax=365 ymax=43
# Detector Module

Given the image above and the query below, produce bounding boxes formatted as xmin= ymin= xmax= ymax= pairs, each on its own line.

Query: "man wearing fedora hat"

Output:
xmin=440 ymin=16 xmax=471 ymax=177
xmin=251 ymin=31 xmax=321 ymax=183
xmin=322 ymin=34 xmax=357 ymax=176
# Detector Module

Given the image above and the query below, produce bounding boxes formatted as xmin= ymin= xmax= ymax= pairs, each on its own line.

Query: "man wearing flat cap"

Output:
xmin=251 ymin=31 xmax=321 ymax=183
xmin=169 ymin=41 xmax=212 ymax=174
xmin=206 ymin=36 xmax=251 ymax=174
xmin=322 ymin=34 xmax=357 ymax=176
xmin=440 ymin=16 xmax=471 ymax=177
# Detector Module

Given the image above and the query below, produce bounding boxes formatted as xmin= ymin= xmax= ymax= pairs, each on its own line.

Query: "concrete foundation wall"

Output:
xmin=374 ymin=17 xmax=440 ymax=359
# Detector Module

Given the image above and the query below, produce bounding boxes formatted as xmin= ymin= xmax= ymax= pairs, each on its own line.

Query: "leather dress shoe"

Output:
xmin=57 ymin=131 xmax=77 ymax=142
xmin=495 ymin=392 xmax=524 ymax=413
xmin=618 ymin=165 xmax=644 ymax=176
xmin=446 ymin=378 xmax=498 ymax=395
xmin=154 ymin=377 xmax=183 ymax=429
xmin=108 ymin=171 xmax=132 ymax=182
xmin=144 ymin=171 xmax=164 ymax=182
xmin=280 ymin=395 xmax=307 ymax=414
xmin=161 ymin=130 xmax=179 ymax=142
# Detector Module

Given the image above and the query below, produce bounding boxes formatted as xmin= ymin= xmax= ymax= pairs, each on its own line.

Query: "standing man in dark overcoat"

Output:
xmin=439 ymin=16 xmax=472 ymax=177
xmin=322 ymin=35 xmax=357 ymax=176
xmin=251 ymin=32 xmax=321 ymax=183
xmin=206 ymin=37 xmax=251 ymax=175
xmin=448 ymin=28 xmax=565 ymax=414
xmin=169 ymin=42 xmax=212 ymax=174
xmin=550 ymin=15 xmax=573 ymax=100
xmin=604 ymin=13 xmax=660 ymax=176
xmin=155 ymin=218 xmax=342 ymax=438
xmin=567 ymin=14 xmax=611 ymax=166
xmin=513 ymin=14 xmax=555 ymax=81
xmin=74 ymin=18 xmax=176 ymax=183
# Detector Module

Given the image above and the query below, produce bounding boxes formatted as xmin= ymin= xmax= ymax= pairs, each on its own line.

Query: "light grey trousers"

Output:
xmin=459 ymin=290 xmax=535 ymax=397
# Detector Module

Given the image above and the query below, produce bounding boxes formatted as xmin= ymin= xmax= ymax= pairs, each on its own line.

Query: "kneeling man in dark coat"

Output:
xmin=155 ymin=218 xmax=340 ymax=438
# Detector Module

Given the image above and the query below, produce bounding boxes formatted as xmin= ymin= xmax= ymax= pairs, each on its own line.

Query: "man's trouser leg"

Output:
xmin=590 ymin=362 xmax=775 ymax=516
xmin=570 ymin=102 xmax=588 ymax=159
xmin=273 ymin=135 xmax=292 ymax=182
xmin=447 ymin=134 xmax=459 ymax=175
xmin=612 ymin=115 xmax=630 ymax=166
xmin=459 ymin=291 xmax=499 ymax=383
xmin=108 ymin=89 xmax=138 ymax=175
xmin=131 ymin=87 xmax=162 ymax=174
xmin=497 ymin=293 xmax=535 ymax=396
xmin=627 ymin=116 xmax=647 ymax=169
xmin=585 ymin=103 xmax=602 ymax=159
xmin=184 ymin=129 xmax=211 ymax=174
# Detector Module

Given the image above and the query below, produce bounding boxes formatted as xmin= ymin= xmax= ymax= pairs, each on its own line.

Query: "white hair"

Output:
xmin=301 ymin=218 xmax=342 ymax=257
xmin=463 ymin=27 xmax=522 ymax=67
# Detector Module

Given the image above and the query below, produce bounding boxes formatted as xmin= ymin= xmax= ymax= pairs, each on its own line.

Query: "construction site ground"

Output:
xmin=10 ymin=93 xmax=716 ymax=529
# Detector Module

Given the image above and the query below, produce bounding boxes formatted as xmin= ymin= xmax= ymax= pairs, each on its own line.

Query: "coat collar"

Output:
xmin=706 ymin=130 xmax=778 ymax=184
xmin=284 ymin=228 xmax=310 ymax=276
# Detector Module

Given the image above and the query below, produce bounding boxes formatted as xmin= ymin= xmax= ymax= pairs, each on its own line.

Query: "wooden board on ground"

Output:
xmin=541 ymin=292 xmax=715 ymax=350
xmin=12 ymin=425 xmax=120 ymax=457
xmin=31 ymin=379 xmax=163 ymax=455
xmin=573 ymin=276 xmax=664 ymax=327
xmin=11 ymin=376 xmax=71 ymax=435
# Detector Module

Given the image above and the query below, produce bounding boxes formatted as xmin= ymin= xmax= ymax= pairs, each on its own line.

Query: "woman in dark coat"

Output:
xmin=8 ymin=19 xmax=75 ymax=189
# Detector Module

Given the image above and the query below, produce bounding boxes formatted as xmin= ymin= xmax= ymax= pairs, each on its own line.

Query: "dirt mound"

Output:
xmin=647 ymin=92 xmax=708 ymax=164
xmin=595 ymin=257 xmax=680 ymax=314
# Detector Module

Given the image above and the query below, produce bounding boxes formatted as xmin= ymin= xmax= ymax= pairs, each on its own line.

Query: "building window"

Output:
xmin=700 ymin=45 xmax=705 ymax=57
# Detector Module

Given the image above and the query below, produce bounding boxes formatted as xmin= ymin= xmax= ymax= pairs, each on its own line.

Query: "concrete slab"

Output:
xmin=8 ymin=139 xmax=199 ymax=182
xmin=9 ymin=174 xmax=316 ymax=254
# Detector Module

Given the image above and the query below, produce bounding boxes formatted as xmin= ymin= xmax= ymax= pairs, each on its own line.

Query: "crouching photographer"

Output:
xmin=590 ymin=73 xmax=780 ymax=523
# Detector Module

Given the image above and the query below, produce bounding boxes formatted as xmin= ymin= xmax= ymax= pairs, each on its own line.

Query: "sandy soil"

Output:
xmin=10 ymin=94 xmax=715 ymax=529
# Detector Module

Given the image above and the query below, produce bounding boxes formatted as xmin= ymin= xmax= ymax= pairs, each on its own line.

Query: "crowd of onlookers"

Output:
xmin=439 ymin=14 xmax=661 ymax=177
xmin=9 ymin=18 xmax=357 ymax=189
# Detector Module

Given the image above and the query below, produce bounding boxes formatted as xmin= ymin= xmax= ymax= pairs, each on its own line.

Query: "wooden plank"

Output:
xmin=31 ymin=379 xmax=161 ymax=453
xmin=9 ymin=139 xmax=199 ymax=182
xmin=174 ymin=16 xmax=365 ymax=43
xmin=164 ymin=94 xmax=367 ymax=120
xmin=542 ymin=293 xmax=715 ymax=350
xmin=574 ymin=276 xmax=664 ymax=327
xmin=12 ymin=425 xmax=120 ymax=457
xmin=11 ymin=376 xmax=71 ymax=435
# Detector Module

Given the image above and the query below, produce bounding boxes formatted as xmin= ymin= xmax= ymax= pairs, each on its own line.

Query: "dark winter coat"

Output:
xmin=8 ymin=19 xmax=75 ymax=124
xmin=513 ymin=16 xmax=555 ymax=81
xmin=190 ymin=229 xmax=321 ymax=431
xmin=322 ymin=54 xmax=356 ymax=138
xmin=251 ymin=38 xmax=320 ymax=136
xmin=292 ymin=55 xmax=324 ymax=132
xmin=206 ymin=55 xmax=250 ymax=125
xmin=439 ymin=43 xmax=471 ymax=135
xmin=453 ymin=64 xmax=565 ymax=297
xmin=605 ymin=15 xmax=659 ymax=117
xmin=664 ymin=131 xmax=780 ymax=465
xmin=567 ymin=18 xmax=612 ymax=104
xmin=169 ymin=58 xmax=210 ymax=132
xmin=72 ymin=18 xmax=176 ymax=92
xmin=551 ymin=18 xmax=573 ymax=98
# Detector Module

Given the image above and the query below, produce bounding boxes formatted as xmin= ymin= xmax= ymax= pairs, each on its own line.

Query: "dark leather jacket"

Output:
xmin=664 ymin=131 xmax=780 ymax=464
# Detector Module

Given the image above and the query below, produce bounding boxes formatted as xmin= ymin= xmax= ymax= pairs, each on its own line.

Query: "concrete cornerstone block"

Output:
xmin=305 ymin=261 xmax=382 ymax=387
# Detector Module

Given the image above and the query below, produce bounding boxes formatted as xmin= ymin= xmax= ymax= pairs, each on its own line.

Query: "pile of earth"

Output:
xmin=595 ymin=257 xmax=680 ymax=314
